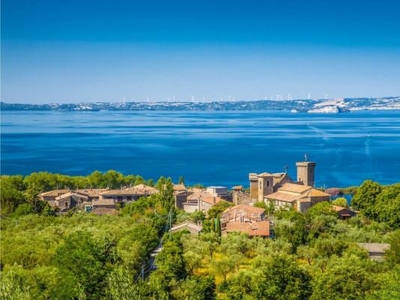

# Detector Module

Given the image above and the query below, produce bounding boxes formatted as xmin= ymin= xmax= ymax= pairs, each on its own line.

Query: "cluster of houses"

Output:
xmin=39 ymin=184 xmax=159 ymax=215
xmin=40 ymin=158 xmax=357 ymax=234
xmin=39 ymin=158 xmax=390 ymax=260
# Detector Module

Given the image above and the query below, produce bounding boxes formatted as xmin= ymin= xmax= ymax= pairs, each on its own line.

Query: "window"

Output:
xmin=267 ymin=180 xmax=269 ymax=187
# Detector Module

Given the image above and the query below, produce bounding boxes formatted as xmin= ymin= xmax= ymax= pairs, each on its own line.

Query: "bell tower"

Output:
xmin=257 ymin=173 xmax=273 ymax=202
xmin=296 ymin=154 xmax=316 ymax=187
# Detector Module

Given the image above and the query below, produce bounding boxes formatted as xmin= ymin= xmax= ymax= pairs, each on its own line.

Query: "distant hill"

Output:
xmin=1 ymin=97 xmax=399 ymax=113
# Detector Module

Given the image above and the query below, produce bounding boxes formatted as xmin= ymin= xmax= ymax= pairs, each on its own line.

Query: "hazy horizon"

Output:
xmin=2 ymin=0 xmax=400 ymax=104
xmin=2 ymin=95 xmax=400 ymax=106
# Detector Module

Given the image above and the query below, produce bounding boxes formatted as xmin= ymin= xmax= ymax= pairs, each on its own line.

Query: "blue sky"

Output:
xmin=2 ymin=0 xmax=400 ymax=103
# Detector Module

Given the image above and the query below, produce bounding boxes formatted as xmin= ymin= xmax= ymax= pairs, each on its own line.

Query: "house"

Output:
xmin=39 ymin=189 xmax=70 ymax=207
xmin=170 ymin=220 xmax=203 ymax=235
xmin=357 ymin=243 xmax=391 ymax=261
xmin=181 ymin=188 xmax=225 ymax=213
xmin=266 ymin=183 xmax=330 ymax=212
xmin=39 ymin=184 xmax=156 ymax=213
xmin=40 ymin=188 xmax=107 ymax=210
xmin=331 ymin=205 xmax=357 ymax=220
xmin=91 ymin=198 xmax=118 ymax=215
xmin=54 ymin=191 xmax=89 ymax=211
xmin=221 ymin=204 xmax=270 ymax=237
xmin=232 ymin=189 xmax=252 ymax=205
xmin=206 ymin=186 xmax=231 ymax=201
xmin=174 ymin=184 xmax=189 ymax=209
xmin=99 ymin=184 xmax=158 ymax=205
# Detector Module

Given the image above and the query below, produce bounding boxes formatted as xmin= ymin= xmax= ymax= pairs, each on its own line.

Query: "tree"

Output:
xmin=254 ymin=200 xmax=275 ymax=216
xmin=53 ymin=231 xmax=110 ymax=299
xmin=226 ymin=254 xmax=312 ymax=300
xmin=172 ymin=275 xmax=216 ymax=300
xmin=0 ymin=175 xmax=27 ymax=215
xmin=312 ymin=236 xmax=348 ymax=258
xmin=156 ymin=238 xmax=187 ymax=280
xmin=87 ymin=171 xmax=105 ymax=188
xmin=207 ymin=201 xmax=233 ymax=219
xmin=156 ymin=177 xmax=175 ymax=212
xmin=375 ymin=184 xmax=400 ymax=228
xmin=297 ymin=245 xmax=318 ymax=265
xmin=211 ymin=256 xmax=237 ymax=282
xmin=11 ymin=203 xmax=34 ymax=217
xmin=184 ymin=250 xmax=203 ymax=275
xmin=220 ymin=232 xmax=252 ymax=257
xmin=103 ymin=170 xmax=125 ymax=189
xmin=367 ymin=267 xmax=400 ymax=300
xmin=106 ymin=267 xmax=147 ymax=300
xmin=0 ymin=265 xmax=85 ymax=300
xmin=332 ymin=197 xmax=348 ymax=208
xmin=252 ymin=254 xmax=312 ymax=300
xmin=351 ymin=180 xmax=382 ymax=219
xmin=311 ymin=255 xmax=375 ymax=300
xmin=133 ymin=175 xmax=145 ymax=186
xmin=385 ymin=229 xmax=400 ymax=266
xmin=274 ymin=211 xmax=308 ymax=252
xmin=225 ymin=269 xmax=257 ymax=300
xmin=200 ymin=232 xmax=220 ymax=260
xmin=116 ymin=224 xmax=158 ymax=270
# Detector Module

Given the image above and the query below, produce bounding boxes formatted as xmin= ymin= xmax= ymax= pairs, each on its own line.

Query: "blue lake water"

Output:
xmin=1 ymin=110 xmax=399 ymax=188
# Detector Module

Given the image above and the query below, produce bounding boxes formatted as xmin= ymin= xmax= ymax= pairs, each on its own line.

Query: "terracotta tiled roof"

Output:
xmin=40 ymin=189 xmax=70 ymax=197
xmin=331 ymin=205 xmax=347 ymax=212
xmin=201 ymin=196 xmax=223 ymax=205
xmin=133 ymin=184 xmax=158 ymax=194
xmin=75 ymin=189 xmax=108 ymax=197
xmin=306 ymin=188 xmax=331 ymax=197
xmin=101 ymin=184 xmax=158 ymax=196
xmin=223 ymin=203 xmax=265 ymax=216
xmin=55 ymin=192 xmax=89 ymax=201
xmin=187 ymin=190 xmax=214 ymax=201
xmin=357 ymin=243 xmax=390 ymax=253
xmin=271 ymin=173 xmax=294 ymax=188
xmin=265 ymin=191 xmax=299 ymax=202
xmin=279 ymin=183 xmax=311 ymax=194
xmin=92 ymin=198 xmax=116 ymax=207
xmin=170 ymin=221 xmax=203 ymax=233
xmin=92 ymin=207 xmax=118 ymax=215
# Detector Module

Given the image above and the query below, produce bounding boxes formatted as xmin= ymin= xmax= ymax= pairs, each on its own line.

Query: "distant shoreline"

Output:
xmin=1 ymin=97 xmax=400 ymax=113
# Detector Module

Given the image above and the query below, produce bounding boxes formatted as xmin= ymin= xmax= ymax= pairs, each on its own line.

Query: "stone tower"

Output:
xmin=257 ymin=173 xmax=273 ymax=202
xmin=296 ymin=156 xmax=316 ymax=187
xmin=249 ymin=173 xmax=259 ymax=201
xmin=249 ymin=172 xmax=274 ymax=202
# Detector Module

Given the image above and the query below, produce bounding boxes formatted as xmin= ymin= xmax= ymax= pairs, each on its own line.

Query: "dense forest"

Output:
xmin=1 ymin=171 xmax=400 ymax=299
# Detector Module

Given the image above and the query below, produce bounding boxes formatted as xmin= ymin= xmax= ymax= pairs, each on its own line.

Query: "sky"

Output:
xmin=1 ymin=0 xmax=400 ymax=103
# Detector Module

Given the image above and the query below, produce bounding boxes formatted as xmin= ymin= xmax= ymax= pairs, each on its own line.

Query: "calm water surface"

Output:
xmin=1 ymin=110 xmax=399 ymax=188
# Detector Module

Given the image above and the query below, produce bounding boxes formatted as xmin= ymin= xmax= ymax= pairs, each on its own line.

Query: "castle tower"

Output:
xmin=296 ymin=155 xmax=316 ymax=187
xmin=249 ymin=173 xmax=259 ymax=201
xmin=257 ymin=173 xmax=273 ymax=202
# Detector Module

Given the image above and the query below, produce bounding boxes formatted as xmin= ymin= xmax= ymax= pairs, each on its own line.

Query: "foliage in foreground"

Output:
xmin=1 ymin=177 xmax=400 ymax=299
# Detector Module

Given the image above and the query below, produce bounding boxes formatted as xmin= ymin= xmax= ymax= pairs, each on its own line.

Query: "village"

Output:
xmin=38 ymin=158 xmax=390 ymax=260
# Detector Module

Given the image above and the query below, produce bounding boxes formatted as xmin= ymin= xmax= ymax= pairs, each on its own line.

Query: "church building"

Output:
xmin=248 ymin=157 xmax=330 ymax=212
